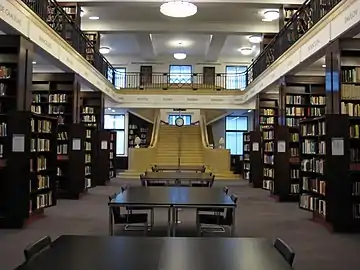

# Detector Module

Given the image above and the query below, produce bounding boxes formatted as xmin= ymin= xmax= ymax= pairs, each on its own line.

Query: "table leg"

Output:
xmin=167 ymin=207 xmax=171 ymax=236
xmin=231 ymin=206 xmax=236 ymax=237
xmin=172 ymin=207 xmax=176 ymax=237
xmin=108 ymin=206 xmax=114 ymax=236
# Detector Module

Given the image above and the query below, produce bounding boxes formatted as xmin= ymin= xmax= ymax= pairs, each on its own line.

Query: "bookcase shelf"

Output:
xmin=128 ymin=113 xmax=153 ymax=148
xmin=109 ymin=131 xmax=117 ymax=179
xmin=258 ymin=94 xmax=278 ymax=191
xmin=0 ymin=112 xmax=57 ymax=228
xmin=31 ymin=73 xmax=86 ymax=198
xmin=83 ymin=32 xmax=100 ymax=67
xmin=299 ymin=114 xmax=360 ymax=232
xmin=80 ymin=91 xmax=104 ymax=130
xmin=277 ymin=77 xmax=326 ymax=201
xmin=243 ymin=130 xmax=262 ymax=188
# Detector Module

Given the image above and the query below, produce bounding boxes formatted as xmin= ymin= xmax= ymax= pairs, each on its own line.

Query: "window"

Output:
xmin=225 ymin=116 xmax=248 ymax=155
xmin=114 ymin=68 xmax=126 ymax=89
xmin=104 ymin=114 xmax=126 ymax=155
xmin=169 ymin=65 xmax=192 ymax=84
xmin=226 ymin=66 xmax=247 ymax=90
xmin=107 ymin=67 xmax=114 ymax=84
xmin=168 ymin=114 xmax=191 ymax=125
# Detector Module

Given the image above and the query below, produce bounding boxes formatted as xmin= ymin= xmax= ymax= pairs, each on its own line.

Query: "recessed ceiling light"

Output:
xmin=248 ymin=35 xmax=263 ymax=44
xmin=238 ymin=47 xmax=253 ymax=56
xmin=263 ymin=10 xmax=279 ymax=21
xmin=32 ymin=61 xmax=36 ymax=64
xmin=322 ymin=64 xmax=326 ymax=68
xmin=108 ymin=108 xmax=112 ymax=110
xmin=160 ymin=1 xmax=197 ymax=18
xmin=80 ymin=9 xmax=85 ymax=17
xmin=248 ymin=109 xmax=252 ymax=112
xmin=89 ymin=16 xmax=99 ymax=20
xmin=174 ymin=52 xmax=187 ymax=60
xmin=99 ymin=47 xmax=111 ymax=54
xmin=111 ymin=110 xmax=115 ymax=113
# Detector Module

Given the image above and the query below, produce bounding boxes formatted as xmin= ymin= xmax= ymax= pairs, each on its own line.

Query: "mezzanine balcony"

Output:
xmin=115 ymin=72 xmax=247 ymax=95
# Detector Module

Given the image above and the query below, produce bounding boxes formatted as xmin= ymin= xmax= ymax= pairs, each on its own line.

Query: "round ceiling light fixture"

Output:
xmin=238 ymin=47 xmax=253 ymax=56
xmin=173 ymin=52 xmax=187 ymax=60
xmin=99 ymin=47 xmax=111 ymax=54
xmin=248 ymin=35 xmax=263 ymax=44
xmin=262 ymin=10 xmax=279 ymax=21
xmin=160 ymin=1 xmax=197 ymax=18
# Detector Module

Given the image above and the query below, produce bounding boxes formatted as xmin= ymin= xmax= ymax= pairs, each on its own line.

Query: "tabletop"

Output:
xmin=16 ymin=236 xmax=292 ymax=270
xmin=108 ymin=186 xmax=235 ymax=207
xmin=143 ymin=171 xmax=213 ymax=180
xmin=153 ymin=165 xmax=205 ymax=171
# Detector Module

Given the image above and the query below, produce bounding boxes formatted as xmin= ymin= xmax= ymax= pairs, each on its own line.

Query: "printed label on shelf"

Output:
xmin=12 ymin=134 xmax=25 ymax=152
xmin=72 ymin=138 xmax=81 ymax=151
xmin=101 ymin=141 xmax=108 ymax=150
xmin=277 ymin=141 xmax=286 ymax=153
xmin=252 ymin=142 xmax=259 ymax=152
xmin=331 ymin=137 xmax=344 ymax=156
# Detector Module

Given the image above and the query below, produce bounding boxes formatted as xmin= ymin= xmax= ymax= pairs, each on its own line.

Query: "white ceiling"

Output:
xmin=79 ymin=1 xmax=284 ymax=64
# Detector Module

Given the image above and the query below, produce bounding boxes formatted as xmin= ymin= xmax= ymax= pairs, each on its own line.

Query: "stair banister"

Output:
xmin=149 ymin=113 xmax=160 ymax=148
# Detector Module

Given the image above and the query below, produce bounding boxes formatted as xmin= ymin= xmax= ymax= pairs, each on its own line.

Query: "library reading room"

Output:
xmin=1 ymin=0 xmax=360 ymax=269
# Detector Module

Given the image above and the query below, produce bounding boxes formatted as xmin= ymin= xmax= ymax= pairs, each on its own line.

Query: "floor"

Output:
xmin=1 ymin=178 xmax=360 ymax=270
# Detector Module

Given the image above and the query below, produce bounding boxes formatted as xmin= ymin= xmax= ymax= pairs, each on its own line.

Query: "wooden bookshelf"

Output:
xmin=93 ymin=130 xmax=111 ymax=186
xmin=109 ymin=131 xmax=117 ymax=178
xmin=258 ymin=94 xmax=278 ymax=190
xmin=80 ymin=91 xmax=104 ymax=130
xmin=243 ymin=130 xmax=262 ymax=188
xmin=57 ymin=124 xmax=86 ymax=199
xmin=31 ymin=73 xmax=86 ymax=198
xmin=299 ymin=115 xmax=360 ymax=232
xmin=277 ymin=76 xmax=326 ymax=201
xmin=83 ymin=32 xmax=100 ymax=67
xmin=0 ymin=112 xmax=57 ymax=228
xmin=128 ymin=113 xmax=153 ymax=148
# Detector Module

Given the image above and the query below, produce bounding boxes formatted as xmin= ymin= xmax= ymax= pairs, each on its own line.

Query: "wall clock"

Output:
xmin=175 ymin=117 xmax=184 ymax=127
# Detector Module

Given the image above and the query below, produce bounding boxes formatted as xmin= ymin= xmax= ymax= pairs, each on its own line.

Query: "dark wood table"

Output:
xmin=16 ymin=236 xmax=292 ymax=270
xmin=143 ymin=171 xmax=213 ymax=186
xmin=152 ymin=165 xmax=206 ymax=172
xmin=108 ymin=186 xmax=235 ymax=236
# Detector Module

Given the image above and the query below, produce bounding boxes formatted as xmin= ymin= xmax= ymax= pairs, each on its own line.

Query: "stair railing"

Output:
xmin=200 ymin=115 xmax=212 ymax=149
xmin=149 ymin=113 xmax=160 ymax=148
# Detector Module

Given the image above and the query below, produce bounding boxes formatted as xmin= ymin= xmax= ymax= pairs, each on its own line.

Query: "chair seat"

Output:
xmin=114 ymin=213 xmax=148 ymax=225
xmin=198 ymin=207 xmax=224 ymax=212
xmin=198 ymin=214 xmax=231 ymax=226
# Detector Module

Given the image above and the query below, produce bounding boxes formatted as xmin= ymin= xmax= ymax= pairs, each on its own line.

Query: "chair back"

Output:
xmin=24 ymin=236 xmax=52 ymax=261
xmin=274 ymin=238 xmax=295 ymax=266
xmin=140 ymin=174 xmax=146 ymax=186
xmin=121 ymin=185 xmax=128 ymax=192
xmin=209 ymin=175 xmax=215 ymax=187
xmin=225 ymin=194 xmax=237 ymax=223
xmin=223 ymin=186 xmax=229 ymax=194
xmin=108 ymin=193 xmax=121 ymax=218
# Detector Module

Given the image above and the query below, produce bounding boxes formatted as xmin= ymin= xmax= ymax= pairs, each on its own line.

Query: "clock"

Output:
xmin=175 ymin=117 xmax=184 ymax=127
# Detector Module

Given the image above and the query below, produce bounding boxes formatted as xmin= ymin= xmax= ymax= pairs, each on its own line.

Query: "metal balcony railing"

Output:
xmin=114 ymin=72 xmax=247 ymax=90
xmin=21 ymin=0 xmax=343 ymax=93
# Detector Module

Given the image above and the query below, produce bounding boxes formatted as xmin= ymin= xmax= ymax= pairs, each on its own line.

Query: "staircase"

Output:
xmin=154 ymin=125 xmax=204 ymax=165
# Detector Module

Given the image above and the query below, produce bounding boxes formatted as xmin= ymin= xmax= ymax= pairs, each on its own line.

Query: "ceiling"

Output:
xmin=66 ymin=0 xmax=307 ymax=65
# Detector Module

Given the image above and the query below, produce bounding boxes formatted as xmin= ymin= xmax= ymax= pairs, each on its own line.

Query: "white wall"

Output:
xmin=105 ymin=108 xmax=130 ymax=157
xmin=160 ymin=109 xmax=201 ymax=123
xmin=105 ymin=55 xmax=251 ymax=73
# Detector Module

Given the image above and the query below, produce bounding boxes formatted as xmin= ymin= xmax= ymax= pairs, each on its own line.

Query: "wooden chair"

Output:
xmin=24 ymin=236 xmax=52 ymax=261
xmin=274 ymin=238 xmax=295 ymax=266
xmin=197 ymin=194 xmax=237 ymax=236
xmin=108 ymin=194 xmax=148 ymax=234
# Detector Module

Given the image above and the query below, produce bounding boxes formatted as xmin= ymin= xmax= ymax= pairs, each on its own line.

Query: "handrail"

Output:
xmin=22 ymin=0 xmax=343 ymax=93
xmin=149 ymin=113 xmax=160 ymax=148
xmin=199 ymin=115 xmax=212 ymax=149
xmin=202 ymin=115 xmax=210 ymax=147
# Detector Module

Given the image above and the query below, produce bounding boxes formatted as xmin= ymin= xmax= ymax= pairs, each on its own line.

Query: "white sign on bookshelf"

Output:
xmin=252 ymin=142 xmax=259 ymax=152
xmin=101 ymin=141 xmax=108 ymax=150
xmin=277 ymin=141 xmax=286 ymax=153
xmin=331 ymin=137 xmax=344 ymax=156
xmin=72 ymin=138 xmax=81 ymax=151
xmin=12 ymin=134 xmax=25 ymax=152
